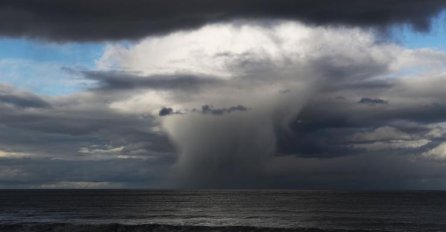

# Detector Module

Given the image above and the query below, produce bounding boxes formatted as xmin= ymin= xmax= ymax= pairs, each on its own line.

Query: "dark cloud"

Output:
xmin=0 ymin=94 xmax=50 ymax=109
xmin=1 ymin=0 xmax=446 ymax=41
xmin=358 ymin=97 xmax=388 ymax=105
xmin=159 ymin=107 xmax=183 ymax=117
xmin=199 ymin=105 xmax=248 ymax=115
xmin=159 ymin=107 xmax=174 ymax=117
xmin=159 ymin=105 xmax=249 ymax=117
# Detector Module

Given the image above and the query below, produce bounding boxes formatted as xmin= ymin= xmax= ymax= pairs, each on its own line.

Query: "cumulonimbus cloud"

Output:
xmin=3 ymin=18 xmax=446 ymax=188
xmin=91 ymin=21 xmax=446 ymax=188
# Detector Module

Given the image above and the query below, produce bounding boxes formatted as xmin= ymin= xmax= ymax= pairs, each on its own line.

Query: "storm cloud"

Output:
xmin=52 ymin=22 xmax=446 ymax=188
xmin=2 ymin=2 xmax=446 ymax=189
xmin=1 ymin=0 xmax=446 ymax=41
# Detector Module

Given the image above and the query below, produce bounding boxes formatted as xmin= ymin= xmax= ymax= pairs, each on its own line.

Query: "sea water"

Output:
xmin=0 ymin=190 xmax=445 ymax=231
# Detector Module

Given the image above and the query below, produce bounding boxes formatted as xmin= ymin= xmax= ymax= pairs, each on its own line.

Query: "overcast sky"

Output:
xmin=2 ymin=1 xmax=446 ymax=189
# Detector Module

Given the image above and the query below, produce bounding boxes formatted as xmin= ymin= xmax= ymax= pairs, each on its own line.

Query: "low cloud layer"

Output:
xmin=1 ymin=0 xmax=446 ymax=41
xmin=0 ymin=85 xmax=175 ymax=188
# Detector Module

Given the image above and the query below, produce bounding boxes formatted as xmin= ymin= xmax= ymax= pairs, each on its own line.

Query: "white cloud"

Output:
xmin=97 ymin=22 xmax=311 ymax=78
xmin=353 ymin=139 xmax=430 ymax=151
xmin=422 ymin=143 xmax=446 ymax=161
xmin=98 ymin=22 xmax=402 ymax=78
xmin=426 ymin=126 xmax=446 ymax=139
xmin=0 ymin=149 xmax=29 ymax=158
xmin=79 ymin=145 xmax=124 ymax=154
xmin=350 ymin=126 xmax=413 ymax=142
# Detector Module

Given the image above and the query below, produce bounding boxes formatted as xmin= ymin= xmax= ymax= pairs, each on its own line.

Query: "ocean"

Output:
xmin=0 ymin=190 xmax=445 ymax=232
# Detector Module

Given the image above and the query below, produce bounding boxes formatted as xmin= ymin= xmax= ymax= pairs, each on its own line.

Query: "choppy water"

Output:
xmin=0 ymin=190 xmax=445 ymax=232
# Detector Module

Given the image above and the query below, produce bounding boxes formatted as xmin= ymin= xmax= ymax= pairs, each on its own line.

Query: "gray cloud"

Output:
xmin=84 ymin=71 xmax=221 ymax=92
xmin=275 ymin=80 xmax=446 ymax=160
xmin=0 ymin=86 xmax=175 ymax=188
xmin=1 ymin=0 xmax=446 ymax=41
xmin=0 ymin=85 xmax=50 ymax=108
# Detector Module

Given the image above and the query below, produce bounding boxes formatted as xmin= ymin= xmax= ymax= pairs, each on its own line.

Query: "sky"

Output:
xmin=2 ymin=1 xmax=446 ymax=189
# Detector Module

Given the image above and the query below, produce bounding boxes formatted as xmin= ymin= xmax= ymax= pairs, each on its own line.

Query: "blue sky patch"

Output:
xmin=0 ymin=39 xmax=104 ymax=95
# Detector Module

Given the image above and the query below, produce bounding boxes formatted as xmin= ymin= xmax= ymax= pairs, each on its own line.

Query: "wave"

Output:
xmin=0 ymin=223 xmax=385 ymax=232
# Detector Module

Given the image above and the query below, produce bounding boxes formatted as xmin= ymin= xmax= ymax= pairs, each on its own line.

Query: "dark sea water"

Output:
xmin=0 ymin=190 xmax=445 ymax=232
